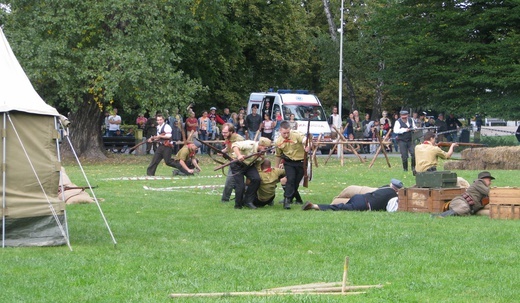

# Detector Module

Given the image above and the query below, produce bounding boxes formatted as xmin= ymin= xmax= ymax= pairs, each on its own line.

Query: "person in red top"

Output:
xmin=210 ymin=106 xmax=226 ymax=125
xmin=136 ymin=113 xmax=147 ymax=130
xmin=185 ymin=111 xmax=199 ymax=139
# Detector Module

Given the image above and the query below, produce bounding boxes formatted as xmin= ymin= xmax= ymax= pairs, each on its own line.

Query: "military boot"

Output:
xmin=402 ymin=161 xmax=408 ymax=172
xmin=283 ymin=197 xmax=291 ymax=210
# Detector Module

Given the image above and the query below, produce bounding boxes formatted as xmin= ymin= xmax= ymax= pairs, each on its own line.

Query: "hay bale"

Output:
xmin=444 ymin=161 xmax=465 ymax=170
xmin=455 ymin=146 xmax=520 ymax=170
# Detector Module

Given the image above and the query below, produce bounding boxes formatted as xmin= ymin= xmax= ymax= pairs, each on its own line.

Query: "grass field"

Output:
xmin=1 ymin=153 xmax=519 ymax=302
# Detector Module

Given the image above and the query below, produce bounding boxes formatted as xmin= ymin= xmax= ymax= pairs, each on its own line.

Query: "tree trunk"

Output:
xmin=372 ymin=60 xmax=385 ymax=119
xmin=344 ymin=75 xmax=357 ymax=112
xmin=322 ymin=0 xmax=337 ymax=42
xmin=60 ymin=98 xmax=107 ymax=160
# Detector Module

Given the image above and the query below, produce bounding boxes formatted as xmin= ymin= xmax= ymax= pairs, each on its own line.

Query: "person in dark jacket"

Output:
xmin=302 ymin=179 xmax=403 ymax=211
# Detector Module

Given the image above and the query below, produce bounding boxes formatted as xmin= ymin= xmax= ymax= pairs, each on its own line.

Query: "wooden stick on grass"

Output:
xmin=342 ymin=256 xmax=349 ymax=294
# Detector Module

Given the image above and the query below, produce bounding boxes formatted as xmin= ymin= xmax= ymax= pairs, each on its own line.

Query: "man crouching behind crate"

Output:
xmin=433 ymin=171 xmax=495 ymax=217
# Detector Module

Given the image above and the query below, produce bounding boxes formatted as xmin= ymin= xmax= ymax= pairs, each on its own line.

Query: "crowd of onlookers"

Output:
xmin=103 ymin=105 xmax=284 ymax=155
xmin=329 ymin=108 xmax=467 ymax=154
xmin=102 ymin=105 xmax=469 ymax=155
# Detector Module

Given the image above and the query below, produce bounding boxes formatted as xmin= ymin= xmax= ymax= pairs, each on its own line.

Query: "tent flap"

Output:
xmin=2 ymin=215 xmax=67 ymax=247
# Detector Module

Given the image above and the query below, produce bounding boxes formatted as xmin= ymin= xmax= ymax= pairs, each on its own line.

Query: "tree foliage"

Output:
xmin=372 ymin=0 xmax=520 ymax=118
xmin=2 ymin=0 xmax=519 ymax=158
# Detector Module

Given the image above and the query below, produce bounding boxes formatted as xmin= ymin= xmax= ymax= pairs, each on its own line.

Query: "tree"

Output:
xmin=4 ymin=0 xmax=203 ymax=158
xmin=372 ymin=0 xmax=520 ymax=119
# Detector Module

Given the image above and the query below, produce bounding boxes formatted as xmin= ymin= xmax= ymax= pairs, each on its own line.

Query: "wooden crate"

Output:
xmin=398 ymin=187 xmax=465 ymax=213
xmin=489 ymin=187 xmax=520 ymax=220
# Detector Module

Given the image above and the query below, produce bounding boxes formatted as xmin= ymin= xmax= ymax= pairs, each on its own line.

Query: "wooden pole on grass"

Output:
xmin=342 ymin=256 xmax=349 ymax=294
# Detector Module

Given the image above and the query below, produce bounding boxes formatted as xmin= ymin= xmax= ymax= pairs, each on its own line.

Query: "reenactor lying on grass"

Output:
xmin=433 ymin=171 xmax=495 ymax=217
xmin=302 ymin=179 xmax=403 ymax=211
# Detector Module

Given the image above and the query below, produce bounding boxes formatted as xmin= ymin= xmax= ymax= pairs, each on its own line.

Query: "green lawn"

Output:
xmin=1 ymin=154 xmax=519 ymax=302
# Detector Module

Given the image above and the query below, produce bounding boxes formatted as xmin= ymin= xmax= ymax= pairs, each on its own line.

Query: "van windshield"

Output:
xmin=282 ymin=105 xmax=326 ymax=121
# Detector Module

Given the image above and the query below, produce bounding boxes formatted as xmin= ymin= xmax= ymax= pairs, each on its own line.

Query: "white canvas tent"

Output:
xmin=0 ymin=27 xmax=69 ymax=247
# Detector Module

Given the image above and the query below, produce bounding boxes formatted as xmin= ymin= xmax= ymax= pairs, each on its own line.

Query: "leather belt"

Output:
xmin=461 ymin=192 xmax=475 ymax=206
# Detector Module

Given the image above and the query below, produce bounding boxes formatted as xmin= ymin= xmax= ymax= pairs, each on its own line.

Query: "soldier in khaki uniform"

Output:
xmin=435 ymin=171 xmax=495 ymax=217
xmin=231 ymin=137 xmax=272 ymax=209
xmin=220 ymin=123 xmax=245 ymax=202
xmin=172 ymin=142 xmax=201 ymax=176
xmin=274 ymin=121 xmax=311 ymax=210
xmin=415 ymin=131 xmax=458 ymax=173
xmin=254 ymin=159 xmax=286 ymax=207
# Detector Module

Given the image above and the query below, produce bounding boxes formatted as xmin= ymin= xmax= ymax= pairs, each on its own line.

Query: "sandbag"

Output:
xmin=331 ymin=185 xmax=377 ymax=205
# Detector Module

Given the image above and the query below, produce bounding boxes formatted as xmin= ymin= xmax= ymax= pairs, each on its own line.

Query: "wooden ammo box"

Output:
xmin=415 ymin=171 xmax=458 ymax=188
xmin=489 ymin=187 xmax=520 ymax=220
xmin=398 ymin=187 xmax=465 ymax=213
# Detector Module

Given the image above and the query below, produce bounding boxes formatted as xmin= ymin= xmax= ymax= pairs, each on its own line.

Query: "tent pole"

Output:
xmin=63 ymin=128 xmax=117 ymax=247
xmin=2 ymin=113 xmax=6 ymax=248
xmin=55 ymin=117 xmax=70 ymax=241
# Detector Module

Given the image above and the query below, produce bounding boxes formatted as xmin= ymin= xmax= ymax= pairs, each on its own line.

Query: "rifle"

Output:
xmin=213 ymin=146 xmax=275 ymax=171
xmin=437 ymin=142 xmax=486 ymax=148
xmin=438 ymin=142 xmax=486 ymax=147
xmin=128 ymin=132 xmax=172 ymax=152
xmin=303 ymin=116 xmax=312 ymax=188
xmin=58 ymin=185 xmax=98 ymax=193
xmin=128 ymin=140 xmax=147 ymax=153
xmin=194 ymin=137 xmax=233 ymax=161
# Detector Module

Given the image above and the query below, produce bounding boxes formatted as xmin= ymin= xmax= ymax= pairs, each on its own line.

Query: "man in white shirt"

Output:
xmin=328 ymin=106 xmax=342 ymax=139
xmin=146 ymin=114 xmax=176 ymax=176
xmin=393 ymin=110 xmax=417 ymax=173
xmin=108 ymin=108 xmax=122 ymax=137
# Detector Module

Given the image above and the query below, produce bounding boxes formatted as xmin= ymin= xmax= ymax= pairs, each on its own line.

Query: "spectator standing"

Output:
xmin=221 ymin=108 xmax=231 ymax=123
xmin=198 ymin=111 xmax=210 ymax=153
xmin=353 ymin=115 xmax=363 ymax=140
xmin=370 ymin=120 xmax=381 ymax=154
xmin=328 ymin=106 xmax=342 ymax=139
xmin=260 ymin=113 xmax=275 ymax=140
xmin=208 ymin=115 xmax=219 ymax=141
xmin=245 ymin=106 xmax=262 ymax=140
xmin=288 ymin=114 xmax=298 ymax=130
xmin=436 ymin=114 xmax=448 ymax=142
xmin=344 ymin=113 xmax=354 ymax=138
xmin=209 ymin=106 xmax=226 ymax=125
xmin=274 ymin=110 xmax=283 ymax=131
xmin=446 ymin=114 xmax=462 ymax=142
xmin=236 ymin=113 xmax=247 ymax=137
xmin=228 ymin=112 xmax=238 ymax=125
xmin=136 ymin=113 xmax=147 ymax=130
xmin=185 ymin=111 xmax=199 ymax=139
xmin=107 ymin=108 xmax=122 ymax=137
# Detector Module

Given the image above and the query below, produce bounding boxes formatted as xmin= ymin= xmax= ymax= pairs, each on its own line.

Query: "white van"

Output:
xmin=247 ymin=90 xmax=332 ymax=153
